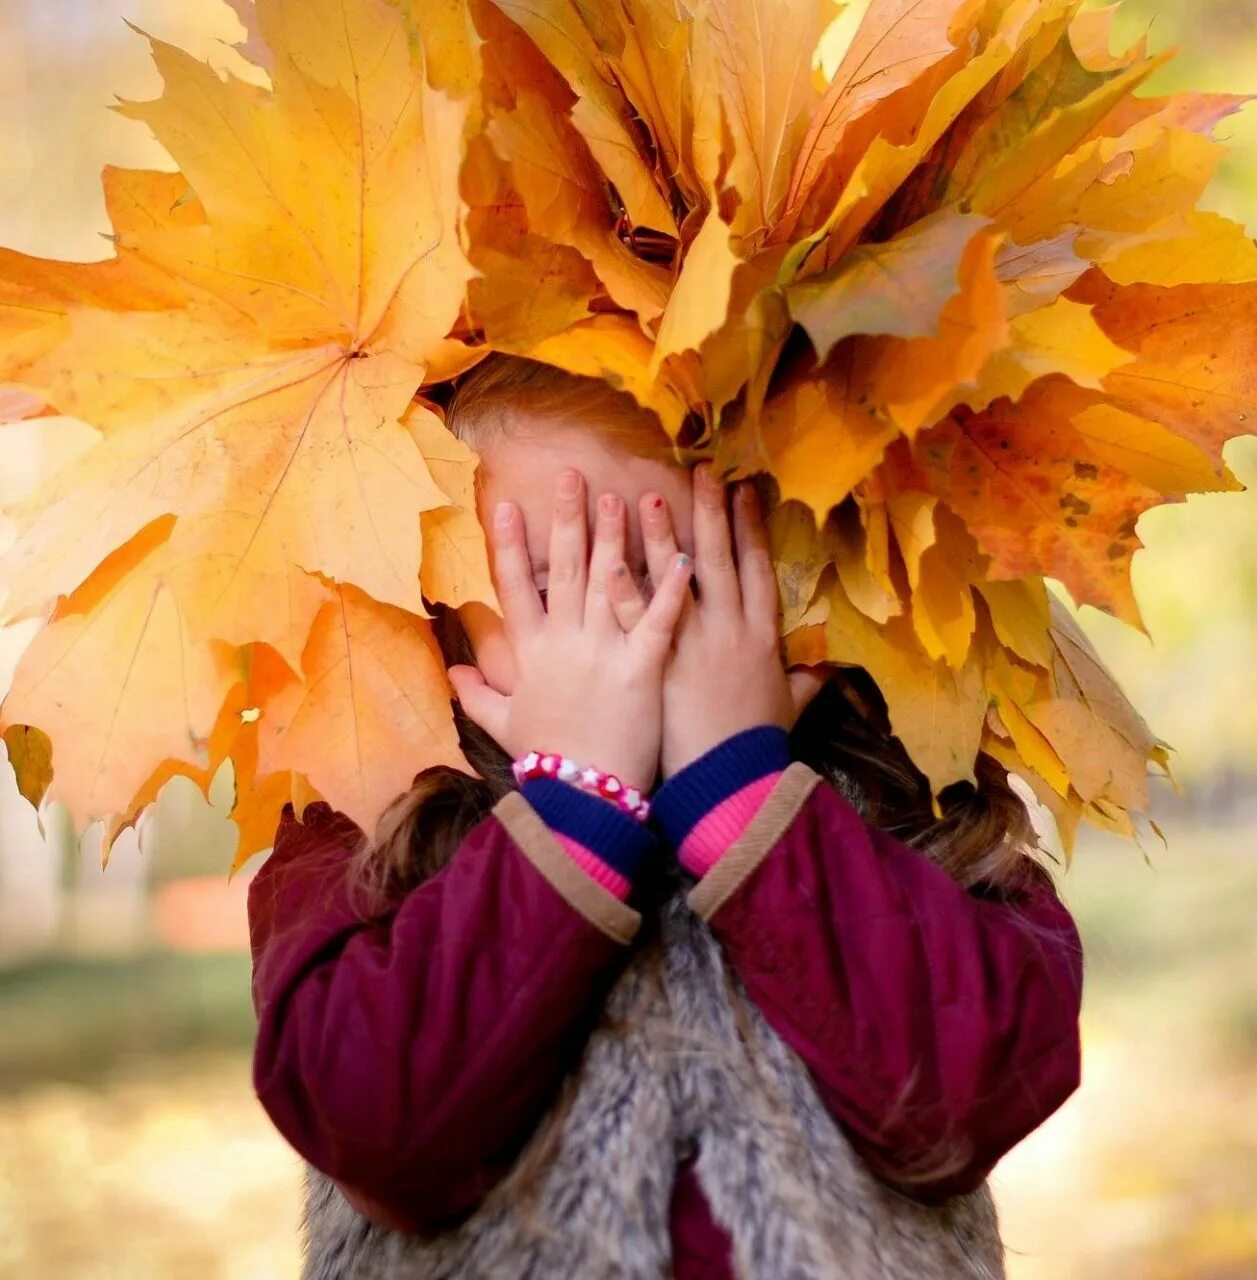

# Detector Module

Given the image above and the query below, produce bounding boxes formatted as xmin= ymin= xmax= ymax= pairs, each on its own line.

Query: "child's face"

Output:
xmin=462 ymin=419 xmax=696 ymax=696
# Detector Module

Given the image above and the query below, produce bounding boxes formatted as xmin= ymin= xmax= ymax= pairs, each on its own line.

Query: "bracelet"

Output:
xmin=512 ymin=750 xmax=651 ymax=822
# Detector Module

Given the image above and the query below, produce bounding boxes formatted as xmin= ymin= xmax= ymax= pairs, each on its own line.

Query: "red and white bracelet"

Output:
xmin=512 ymin=750 xmax=651 ymax=822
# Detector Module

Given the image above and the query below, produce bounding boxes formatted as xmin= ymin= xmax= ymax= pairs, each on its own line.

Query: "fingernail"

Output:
xmin=674 ymin=553 xmax=692 ymax=572
xmin=600 ymin=493 xmax=621 ymax=517
xmin=556 ymin=470 xmax=581 ymax=497
xmin=494 ymin=502 xmax=512 ymax=528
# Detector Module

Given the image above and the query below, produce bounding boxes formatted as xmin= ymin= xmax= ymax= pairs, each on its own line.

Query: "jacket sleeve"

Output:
xmin=652 ymin=730 xmax=1084 ymax=1205
xmin=247 ymin=782 xmax=656 ymax=1235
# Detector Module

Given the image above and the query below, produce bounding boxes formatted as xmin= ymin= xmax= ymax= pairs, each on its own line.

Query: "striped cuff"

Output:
xmin=651 ymin=726 xmax=791 ymax=878
xmin=519 ymin=777 xmax=659 ymax=900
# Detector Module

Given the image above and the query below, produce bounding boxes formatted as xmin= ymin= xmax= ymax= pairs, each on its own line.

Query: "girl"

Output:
xmin=247 ymin=355 xmax=1084 ymax=1280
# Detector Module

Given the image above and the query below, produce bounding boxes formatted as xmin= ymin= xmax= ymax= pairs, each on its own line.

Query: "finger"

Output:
xmin=639 ymin=492 xmax=680 ymax=594
xmin=732 ymin=482 xmax=778 ymax=632
xmin=788 ymin=664 xmax=831 ymax=725
xmin=547 ymin=468 xmax=588 ymax=628
xmin=606 ymin=559 xmax=649 ymax=632
xmin=633 ymin=552 xmax=694 ymax=663
xmin=490 ymin=502 xmax=544 ymax=639
xmin=448 ymin=664 xmax=511 ymax=746
xmin=585 ymin=492 xmax=626 ymax=629
xmin=459 ymin=601 xmax=516 ymax=695
xmin=692 ymin=462 xmax=741 ymax=614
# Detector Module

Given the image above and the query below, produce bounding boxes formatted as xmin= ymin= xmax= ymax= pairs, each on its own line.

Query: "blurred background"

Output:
xmin=1 ymin=1 xmax=1255 ymax=1277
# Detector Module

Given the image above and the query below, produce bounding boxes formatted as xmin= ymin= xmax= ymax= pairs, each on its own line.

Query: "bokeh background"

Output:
xmin=1 ymin=2 xmax=1255 ymax=1276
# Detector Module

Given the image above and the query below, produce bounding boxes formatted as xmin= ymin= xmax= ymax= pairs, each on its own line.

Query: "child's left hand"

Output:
xmin=641 ymin=463 xmax=830 ymax=781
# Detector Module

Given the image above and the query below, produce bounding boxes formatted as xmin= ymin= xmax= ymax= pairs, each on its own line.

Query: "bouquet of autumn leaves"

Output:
xmin=1 ymin=0 xmax=1254 ymax=870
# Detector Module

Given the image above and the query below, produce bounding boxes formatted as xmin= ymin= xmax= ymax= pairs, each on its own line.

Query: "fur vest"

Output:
xmin=297 ymin=772 xmax=1007 ymax=1280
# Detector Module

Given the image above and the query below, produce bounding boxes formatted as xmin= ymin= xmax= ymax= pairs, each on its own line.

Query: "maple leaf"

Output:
xmin=820 ymin=568 xmax=989 ymax=796
xmin=917 ymin=380 xmax=1165 ymax=631
xmin=786 ymin=209 xmax=992 ymax=364
xmin=1072 ymin=272 xmax=1257 ymax=471
xmin=1 ymin=520 xmax=238 ymax=833
xmin=0 ymin=0 xmax=481 ymax=856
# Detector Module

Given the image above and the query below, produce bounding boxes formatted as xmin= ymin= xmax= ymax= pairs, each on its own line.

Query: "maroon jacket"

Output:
xmin=248 ymin=761 xmax=1083 ymax=1278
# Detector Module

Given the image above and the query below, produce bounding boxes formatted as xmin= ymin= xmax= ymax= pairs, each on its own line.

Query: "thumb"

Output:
xmin=448 ymin=664 xmax=511 ymax=747
xmin=787 ymin=663 xmax=830 ymax=725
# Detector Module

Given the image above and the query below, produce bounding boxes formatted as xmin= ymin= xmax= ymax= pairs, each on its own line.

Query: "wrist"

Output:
xmin=513 ymin=749 xmax=651 ymax=820
xmin=520 ymin=776 xmax=660 ymax=897
xmin=651 ymin=725 xmax=790 ymax=869
xmin=514 ymin=740 xmax=655 ymax=798
xmin=663 ymin=717 xmax=790 ymax=783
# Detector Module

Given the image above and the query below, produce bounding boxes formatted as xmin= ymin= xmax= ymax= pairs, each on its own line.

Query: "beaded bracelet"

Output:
xmin=512 ymin=750 xmax=651 ymax=822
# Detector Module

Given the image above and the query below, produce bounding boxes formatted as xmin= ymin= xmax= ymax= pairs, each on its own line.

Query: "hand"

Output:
xmin=448 ymin=469 xmax=694 ymax=794
xmin=640 ymin=463 xmax=829 ymax=780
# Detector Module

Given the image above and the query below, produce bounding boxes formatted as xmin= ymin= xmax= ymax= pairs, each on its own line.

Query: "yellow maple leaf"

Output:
xmin=257 ymin=584 xmax=467 ymax=835
xmin=0 ymin=0 xmax=481 ymax=854
xmin=821 ymin=570 xmax=989 ymax=795
xmin=1 ymin=521 xmax=237 ymax=835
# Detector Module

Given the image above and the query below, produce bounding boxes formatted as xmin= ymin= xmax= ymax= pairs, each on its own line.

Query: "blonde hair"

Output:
xmin=444 ymin=350 xmax=682 ymax=462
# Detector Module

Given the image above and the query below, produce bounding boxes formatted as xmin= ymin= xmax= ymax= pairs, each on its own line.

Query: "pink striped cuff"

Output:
xmin=677 ymin=771 xmax=783 ymax=879
xmin=554 ymin=832 xmax=632 ymax=899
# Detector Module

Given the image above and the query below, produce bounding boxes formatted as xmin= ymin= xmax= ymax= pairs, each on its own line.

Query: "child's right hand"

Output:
xmin=448 ymin=469 xmax=694 ymax=794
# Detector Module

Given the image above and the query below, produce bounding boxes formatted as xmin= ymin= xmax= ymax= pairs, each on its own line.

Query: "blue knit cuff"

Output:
xmin=520 ymin=778 xmax=660 ymax=882
xmin=650 ymin=725 xmax=791 ymax=851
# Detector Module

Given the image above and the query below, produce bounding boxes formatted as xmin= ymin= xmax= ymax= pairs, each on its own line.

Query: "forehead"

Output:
xmin=475 ymin=424 xmax=696 ymax=569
